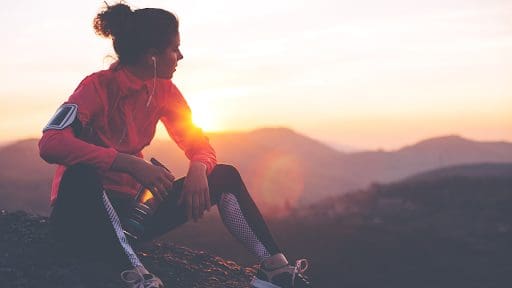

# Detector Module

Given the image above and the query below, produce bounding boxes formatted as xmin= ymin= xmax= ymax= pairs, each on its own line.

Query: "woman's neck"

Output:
xmin=125 ymin=64 xmax=153 ymax=81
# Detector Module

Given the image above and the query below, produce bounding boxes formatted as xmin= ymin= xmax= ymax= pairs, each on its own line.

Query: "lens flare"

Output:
xmin=247 ymin=150 xmax=305 ymax=217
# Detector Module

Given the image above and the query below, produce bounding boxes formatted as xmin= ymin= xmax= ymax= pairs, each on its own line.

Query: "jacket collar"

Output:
xmin=110 ymin=62 xmax=151 ymax=96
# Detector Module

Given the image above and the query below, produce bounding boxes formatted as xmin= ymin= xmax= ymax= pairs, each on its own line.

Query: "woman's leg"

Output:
xmin=141 ymin=164 xmax=282 ymax=261
xmin=49 ymin=164 xmax=142 ymax=270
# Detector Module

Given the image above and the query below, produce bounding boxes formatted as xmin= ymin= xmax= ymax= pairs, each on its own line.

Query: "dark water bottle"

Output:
xmin=122 ymin=158 xmax=170 ymax=240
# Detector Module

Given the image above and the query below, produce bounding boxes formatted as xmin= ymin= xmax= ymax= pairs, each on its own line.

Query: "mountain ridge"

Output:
xmin=3 ymin=131 xmax=511 ymax=158
xmin=159 ymin=162 xmax=512 ymax=288
xmin=2 ymin=129 xmax=512 ymax=216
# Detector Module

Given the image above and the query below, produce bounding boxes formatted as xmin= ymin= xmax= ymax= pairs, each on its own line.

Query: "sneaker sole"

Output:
xmin=250 ymin=277 xmax=283 ymax=288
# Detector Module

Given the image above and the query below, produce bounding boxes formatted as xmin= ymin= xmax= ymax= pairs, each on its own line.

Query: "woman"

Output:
xmin=39 ymin=3 xmax=310 ymax=288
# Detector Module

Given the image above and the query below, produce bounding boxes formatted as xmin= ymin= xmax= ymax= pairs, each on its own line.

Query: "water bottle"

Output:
xmin=122 ymin=158 xmax=170 ymax=240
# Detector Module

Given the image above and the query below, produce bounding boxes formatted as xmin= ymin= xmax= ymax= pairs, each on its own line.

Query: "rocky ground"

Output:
xmin=0 ymin=210 xmax=258 ymax=288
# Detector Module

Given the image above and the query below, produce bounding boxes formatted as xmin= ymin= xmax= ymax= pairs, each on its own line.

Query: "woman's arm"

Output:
xmin=111 ymin=153 xmax=175 ymax=201
xmin=39 ymin=127 xmax=118 ymax=172
xmin=160 ymin=84 xmax=217 ymax=220
xmin=178 ymin=160 xmax=210 ymax=220
xmin=39 ymin=127 xmax=174 ymax=200
xmin=160 ymin=85 xmax=217 ymax=175
xmin=38 ymin=75 xmax=116 ymax=170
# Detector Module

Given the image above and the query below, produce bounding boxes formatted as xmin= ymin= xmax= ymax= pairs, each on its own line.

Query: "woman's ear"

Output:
xmin=146 ymin=48 xmax=159 ymax=65
xmin=144 ymin=55 xmax=155 ymax=66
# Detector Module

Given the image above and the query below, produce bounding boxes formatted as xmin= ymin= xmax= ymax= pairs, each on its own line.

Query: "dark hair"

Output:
xmin=93 ymin=2 xmax=179 ymax=65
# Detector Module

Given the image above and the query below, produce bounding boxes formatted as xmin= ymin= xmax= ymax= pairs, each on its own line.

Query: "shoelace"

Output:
xmin=292 ymin=259 xmax=309 ymax=286
xmin=120 ymin=269 xmax=161 ymax=288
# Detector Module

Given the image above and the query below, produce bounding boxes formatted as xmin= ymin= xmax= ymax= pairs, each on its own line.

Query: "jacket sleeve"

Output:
xmin=39 ymin=128 xmax=118 ymax=171
xmin=38 ymin=75 xmax=118 ymax=172
xmin=160 ymin=83 xmax=217 ymax=174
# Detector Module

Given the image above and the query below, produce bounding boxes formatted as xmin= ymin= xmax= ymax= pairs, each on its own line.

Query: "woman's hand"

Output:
xmin=111 ymin=153 xmax=175 ymax=201
xmin=179 ymin=161 xmax=210 ymax=221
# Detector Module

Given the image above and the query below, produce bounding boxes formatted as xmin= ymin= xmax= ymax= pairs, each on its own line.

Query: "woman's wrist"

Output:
xmin=111 ymin=153 xmax=141 ymax=175
xmin=187 ymin=161 xmax=207 ymax=176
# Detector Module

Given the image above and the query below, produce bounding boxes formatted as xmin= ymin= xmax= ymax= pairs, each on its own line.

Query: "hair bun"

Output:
xmin=93 ymin=3 xmax=133 ymax=38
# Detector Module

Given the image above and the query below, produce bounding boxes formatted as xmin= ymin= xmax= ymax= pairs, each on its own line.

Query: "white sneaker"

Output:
xmin=120 ymin=265 xmax=164 ymax=288
xmin=250 ymin=253 xmax=311 ymax=288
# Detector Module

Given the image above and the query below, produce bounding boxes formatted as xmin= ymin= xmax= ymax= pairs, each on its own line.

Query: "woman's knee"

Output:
xmin=58 ymin=164 xmax=103 ymax=198
xmin=63 ymin=164 xmax=99 ymax=180
xmin=209 ymin=164 xmax=246 ymax=199
xmin=211 ymin=164 xmax=241 ymax=181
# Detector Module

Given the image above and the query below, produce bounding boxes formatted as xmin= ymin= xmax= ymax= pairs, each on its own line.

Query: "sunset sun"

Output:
xmin=190 ymin=102 xmax=221 ymax=132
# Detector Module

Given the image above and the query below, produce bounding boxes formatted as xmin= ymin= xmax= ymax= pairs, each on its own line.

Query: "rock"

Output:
xmin=0 ymin=210 xmax=256 ymax=288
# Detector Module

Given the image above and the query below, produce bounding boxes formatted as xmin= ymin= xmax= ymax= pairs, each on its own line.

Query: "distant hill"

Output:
xmin=343 ymin=135 xmax=512 ymax=184
xmin=301 ymin=162 xmax=512 ymax=219
xmin=288 ymin=162 xmax=512 ymax=288
xmin=0 ymin=139 xmax=54 ymax=181
xmin=403 ymin=162 xmax=512 ymax=182
xmin=1 ymin=129 xmax=512 ymax=216
xmin=145 ymin=162 xmax=512 ymax=288
xmin=0 ymin=139 xmax=54 ymax=215
xmin=148 ymin=130 xmax=512 ymax=212
xmin=146 ymin=128 xmax=347 ymax=215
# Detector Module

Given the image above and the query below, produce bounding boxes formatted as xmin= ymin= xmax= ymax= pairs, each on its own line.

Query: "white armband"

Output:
xmin=43 ymin=104 xmax=78 ymax=132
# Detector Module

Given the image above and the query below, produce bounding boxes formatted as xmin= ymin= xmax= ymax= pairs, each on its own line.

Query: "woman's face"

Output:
xmin=155 ymin=32 xmax=183 ymax=79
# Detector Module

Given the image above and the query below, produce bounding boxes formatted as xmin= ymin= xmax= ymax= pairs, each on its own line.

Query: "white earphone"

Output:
xmin=146 ymin=56 xmax=157 ymax=108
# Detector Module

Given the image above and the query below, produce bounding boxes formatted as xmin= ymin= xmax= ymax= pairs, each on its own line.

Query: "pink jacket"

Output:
xmin=39 ymin=65 xmax=216 ymax=205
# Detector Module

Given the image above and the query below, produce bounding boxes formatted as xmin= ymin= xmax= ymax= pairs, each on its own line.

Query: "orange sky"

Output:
xmin=0 ymin=0 xmax=511 ymax=150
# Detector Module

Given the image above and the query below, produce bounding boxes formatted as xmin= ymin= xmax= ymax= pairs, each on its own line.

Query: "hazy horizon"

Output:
xmin=1 ymin=0 xmax=511 ymax=150
xmin=2 ymin=126 xmax=511 ymax=154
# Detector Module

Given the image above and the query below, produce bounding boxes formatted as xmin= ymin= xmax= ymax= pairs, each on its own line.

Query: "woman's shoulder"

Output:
xmin=87 ymin=67 xmax=119 ymax=85
xmin=73 ymin=67 xmax=120 ymax=93
xmin=160 ymin=80 xmax=182 ymax=98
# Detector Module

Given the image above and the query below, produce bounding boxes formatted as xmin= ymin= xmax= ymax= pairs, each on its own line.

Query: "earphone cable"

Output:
xmin=146 ymin=58 xmax=157 ymax=108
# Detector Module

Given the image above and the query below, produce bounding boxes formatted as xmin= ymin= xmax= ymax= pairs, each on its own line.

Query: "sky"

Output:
xmin=0 ymin=0 xmax=511 ymax=150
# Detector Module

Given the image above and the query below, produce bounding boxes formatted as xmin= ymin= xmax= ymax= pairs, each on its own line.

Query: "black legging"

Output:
xmin=50 ymin=163 xmax=281 ymax=269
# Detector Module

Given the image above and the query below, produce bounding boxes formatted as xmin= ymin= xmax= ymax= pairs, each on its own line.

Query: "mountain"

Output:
xmin=142 ymin=162 xmax=512 ymax=288
xmin=291 ymin=162 xmax=512 ymax=288
xmin=301 ymin=162 xmax=512 ymax=218
xmin=145 ymin=128 xmax=347 ymax=215
xmin=0 ymin=139 xmax=54 ymax=215
xmin=1 ymin=130 xmax=512 ymax=216
xmin=341 ymin=135 xmax=512 ymax=186
xmin=146 ymin=131 xmax=512 ymax=211
xmin=0 ymin=210 xmax=256 ymax=288
xmin=403 ymin=162 xmax=512 ymax=182
xmin=0 ymin=139 xmax=54 ymax=181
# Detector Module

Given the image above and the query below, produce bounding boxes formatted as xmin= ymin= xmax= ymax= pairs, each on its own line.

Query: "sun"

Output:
xmin=154 ymin=99 xmax=223 ymax=139
xmin=190 ymin=102 xmax=221 ymax=132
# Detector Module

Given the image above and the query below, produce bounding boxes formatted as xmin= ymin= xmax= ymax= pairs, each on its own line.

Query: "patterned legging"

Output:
xmin=49 ymin=163 xmax=281 ymax=270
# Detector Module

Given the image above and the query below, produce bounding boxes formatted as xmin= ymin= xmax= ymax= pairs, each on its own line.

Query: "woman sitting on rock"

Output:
xmin=39 ymin=2 xmax=310 ymax=288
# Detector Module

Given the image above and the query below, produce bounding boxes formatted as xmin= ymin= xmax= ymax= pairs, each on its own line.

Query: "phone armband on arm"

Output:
xmin=43 ymin=104 xmax=79 ymax=132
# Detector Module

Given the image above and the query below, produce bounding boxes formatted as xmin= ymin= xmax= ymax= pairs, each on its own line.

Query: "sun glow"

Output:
xmin=248 ymin=150 xmax=305 ymax=217
xmin=189 ymin=101 xmax=221 ymax=132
